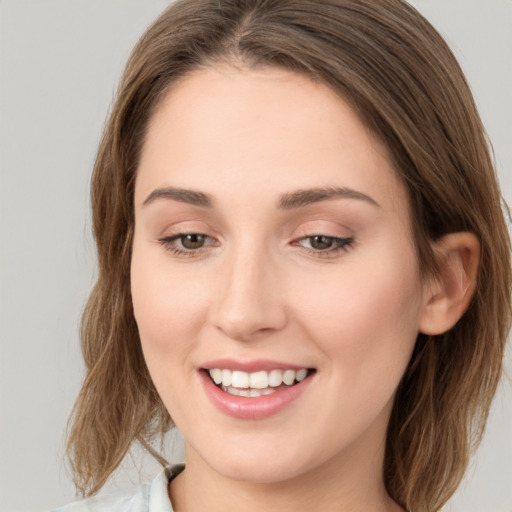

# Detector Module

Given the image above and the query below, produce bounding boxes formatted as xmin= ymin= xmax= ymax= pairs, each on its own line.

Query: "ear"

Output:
xmin=419 ymin=232 xmax=480 ymax=336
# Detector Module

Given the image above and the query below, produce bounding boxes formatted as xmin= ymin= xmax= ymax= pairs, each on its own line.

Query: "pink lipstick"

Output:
xmin=199 ymin=360 xmax=315 ymax=420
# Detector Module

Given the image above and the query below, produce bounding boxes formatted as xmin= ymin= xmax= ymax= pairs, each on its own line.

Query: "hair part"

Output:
xmin=67 ymin=1 xmax=512 ymax=511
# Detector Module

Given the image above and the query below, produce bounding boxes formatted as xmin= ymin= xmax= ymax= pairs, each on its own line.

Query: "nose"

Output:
xmin=211 ymin=244 xmax=288 ymax=341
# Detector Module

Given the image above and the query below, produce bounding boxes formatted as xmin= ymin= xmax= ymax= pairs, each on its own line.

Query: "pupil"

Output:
xmin=182 ymin=234 xmax=205 ymax=249
xmin=311 ymin=236 xmax=333 ymax=250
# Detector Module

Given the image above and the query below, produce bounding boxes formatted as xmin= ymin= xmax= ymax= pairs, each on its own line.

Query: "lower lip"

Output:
xmin=199 ymin=371 xmax=313 ymax=420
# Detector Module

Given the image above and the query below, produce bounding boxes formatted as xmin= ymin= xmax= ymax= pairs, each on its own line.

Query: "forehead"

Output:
xmin=136 ymin=64 xmax=408 ymax=215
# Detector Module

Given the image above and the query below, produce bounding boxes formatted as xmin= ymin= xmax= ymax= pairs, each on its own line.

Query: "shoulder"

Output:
xmin=50 ymin=485 xmax=149 ymax=512
xmin=50 ymin=465 xmax=184 ymax=512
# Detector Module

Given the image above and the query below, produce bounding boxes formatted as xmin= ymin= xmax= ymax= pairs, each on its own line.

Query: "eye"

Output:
xmin=158 ymin=232 xmax=217 ymax=257
xmin=308 ymin=235 xmax=339 ymax=250
xmin=179 ymin=233 xmax=207 ymax=249
xmin=294 ymin=235 xmax=354 ymax=257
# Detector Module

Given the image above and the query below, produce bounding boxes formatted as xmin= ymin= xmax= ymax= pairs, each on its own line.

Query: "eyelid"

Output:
xmin=155 ymin=219 xmax=215 ymax=237
xmin=292 ymin=220 xmax=354 ymax=239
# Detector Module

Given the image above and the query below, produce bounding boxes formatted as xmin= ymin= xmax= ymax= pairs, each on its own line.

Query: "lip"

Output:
xmin=199 ymin=366 xmax=314 ymax=420
xmin=201 ymin=358 xmax=309 ymax=372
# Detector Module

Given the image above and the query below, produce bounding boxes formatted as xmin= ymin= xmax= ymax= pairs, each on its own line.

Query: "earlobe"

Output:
xmin=419 ymin=232 xmax=480 ymax=336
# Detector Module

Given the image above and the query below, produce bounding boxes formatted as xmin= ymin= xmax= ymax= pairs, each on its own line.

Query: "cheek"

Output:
xmin=287 ymin=248 xmax=423 ymax=441
xmin=130 ymin=242 xmax=210 ymax=423
xmin=130 ymin=242 xmax=208 ymax=358
xmin=291 ymin=247 xmax=423 ymax=373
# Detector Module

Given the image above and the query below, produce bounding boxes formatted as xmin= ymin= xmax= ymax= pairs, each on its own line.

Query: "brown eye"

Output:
xmin=309 ymin=236 xmax=335 ymax=250
xmin=294 ymin=235 xmax=354 ymax=258
xmin=158 ymin=232 xmax=218 ymax=257
xmin=181 ymin=234 xmax=206 ymax=249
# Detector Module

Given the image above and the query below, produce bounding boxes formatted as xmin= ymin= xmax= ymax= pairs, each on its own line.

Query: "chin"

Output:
xmin=209 ymin=455 xmax=312 ymax=485
xmin=188 ymin=430 xmax=328 ymax=485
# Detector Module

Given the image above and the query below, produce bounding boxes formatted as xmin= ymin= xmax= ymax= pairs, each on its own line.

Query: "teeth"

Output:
xmin=249 ymin=370 xmax=268 ymax=389
xmin=282 ymin=369 xmax=295 ymax=385
xmin=209 ymin=367 xmax=310 ymax=392
xmin=223 ymin=386 xmax=277 ymax=397
xmin=221 ymin=369 xmax=232 ymax=386
xmin=268 ymin=369 xmax=283 ymax=387
xmin=210 ymin=368 xmax=222 ymax=385
xmin=231 ymin=370 xmax=249 ymax=388
xmin=296 ymin=369 xmax=308 ymax=382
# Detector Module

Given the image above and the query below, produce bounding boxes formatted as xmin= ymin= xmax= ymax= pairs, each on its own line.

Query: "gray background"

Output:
xmin=0 ymin=1 xmax=510 ymax=511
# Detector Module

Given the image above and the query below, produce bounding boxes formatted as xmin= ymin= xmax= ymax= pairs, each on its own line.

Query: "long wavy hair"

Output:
xmin=66 ymin=1 xmax=512 ymax=511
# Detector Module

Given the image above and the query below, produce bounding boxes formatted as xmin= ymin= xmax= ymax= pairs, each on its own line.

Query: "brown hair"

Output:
xmin=67 ymin=1 xmax=512 ymax=511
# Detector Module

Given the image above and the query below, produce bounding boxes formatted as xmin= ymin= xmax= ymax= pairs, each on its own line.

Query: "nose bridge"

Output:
xmin=213 ymin=237 xmax=286 ymax=340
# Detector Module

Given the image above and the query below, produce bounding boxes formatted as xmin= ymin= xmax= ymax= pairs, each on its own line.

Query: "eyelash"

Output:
xmin=158 ymin=233 xmax=354 ymax=259
xmin=293 ymin=235 xmax=354 ymax=258
xmin=158 ymin=233 xmax=217 ymax=258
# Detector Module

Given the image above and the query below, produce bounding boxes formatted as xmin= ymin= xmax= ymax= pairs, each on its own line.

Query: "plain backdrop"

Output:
xmin=0 ymin=1 xmax=511 ymax=511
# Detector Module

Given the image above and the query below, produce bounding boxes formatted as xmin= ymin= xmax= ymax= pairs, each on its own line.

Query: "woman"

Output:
xmin=57 ymin=1 xmax=511 ymax=511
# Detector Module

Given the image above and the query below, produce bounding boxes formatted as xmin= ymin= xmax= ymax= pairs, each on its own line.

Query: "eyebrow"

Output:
xmin=142 ymin=185 xmax=379 ymax=209
xmin=278 ymin=186 xmax=380 ymax=209
xmin=143 ymin=187 xmax=213 ymax=208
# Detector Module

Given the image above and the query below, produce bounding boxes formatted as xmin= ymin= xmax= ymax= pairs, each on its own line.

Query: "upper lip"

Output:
xmin=201 ymin=358 xmax=312 ymax=373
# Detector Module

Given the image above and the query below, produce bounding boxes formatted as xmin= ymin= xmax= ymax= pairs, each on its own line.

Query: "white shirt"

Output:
xmin=51 ymin=465 xmax=184 ymax=512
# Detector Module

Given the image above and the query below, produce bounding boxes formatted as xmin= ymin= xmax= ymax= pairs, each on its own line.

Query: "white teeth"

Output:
xmin=210 ymin=368 xmax=222 ymax=385
xmin=249 ymin=371 xmax=268 ymax=389
xmin=221 ymin=369 xmax=232 ymax=386
xmin=296 ymin=368 xmax=308 ymax=382
xmin=223 ymin=386 xmax=277 ymax=397
xmin=282 ymin=369 xmax=295 ymax=385
xmin=268 ymin=369 xmax=283 ymax=387
xmin=208 ymin=367 xmax=310 ymax=393
xmin=231 ymin=370 xmax=249 ymax=388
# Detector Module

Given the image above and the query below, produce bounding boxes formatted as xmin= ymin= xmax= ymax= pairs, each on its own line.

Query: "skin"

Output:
xmin=131 ymin=64 xmax=444 ymax=512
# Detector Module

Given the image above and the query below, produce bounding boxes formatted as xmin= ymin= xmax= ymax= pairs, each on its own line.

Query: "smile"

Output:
xmin=200 ymin=359 xmax=316 ymax=419
xmin=208 ymin=368 xmax=310 ymax=397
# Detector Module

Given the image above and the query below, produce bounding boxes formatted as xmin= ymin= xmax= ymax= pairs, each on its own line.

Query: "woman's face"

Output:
xmin=131 ymin=65 xmax=429 ymax=484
